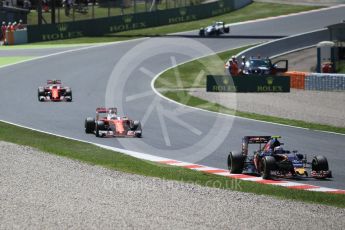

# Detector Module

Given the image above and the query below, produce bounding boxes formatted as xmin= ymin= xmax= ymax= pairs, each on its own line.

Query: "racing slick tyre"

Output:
xmin=131 ymin=120 xmax=141 ymax=130
xmin=312 ymin=155 xmax=329 ymax=171
xmin=262 ymin=156 xmax=276 ymax=179
xmin=135 ymin=131 xmax=142 ymax=138
xmin=38 ymin=87 xmax=45 ymax=102
xmin=85 ymin=117 xmax=95 ymax=133
xmin=132 ymin=121 xmax=142 ymax=138
xmin=95 ymin=120 xmax=105 ymax=137
xmin=224 ymin=26 xmax=230 ymax=33
xmin=199 ymin=29 xmax=205 ymax=37
xmin=65 ymin=88 xmax=72 ymax=102
xmin=228 ymin=151 xmax=244 ymax=174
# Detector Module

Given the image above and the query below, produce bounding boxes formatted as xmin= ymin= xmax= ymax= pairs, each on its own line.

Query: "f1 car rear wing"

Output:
xmin=96 ymin=107 xmax=117 ymax=113
xmin=243 ymin=136 xmax=281 ymax=144
xmin=47 ymin=80 xmax=61 ymax=84
xmin=242 ymin=136 xmax=281 ymax=155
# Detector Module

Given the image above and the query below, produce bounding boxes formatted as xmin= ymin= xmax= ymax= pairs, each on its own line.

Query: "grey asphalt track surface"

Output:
xmin=1 ymin=6 xmax=345 ymax=189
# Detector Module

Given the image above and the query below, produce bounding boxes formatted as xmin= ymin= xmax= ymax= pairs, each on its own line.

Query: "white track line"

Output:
xmin=0 ymin=38 xmax=148 ymax=70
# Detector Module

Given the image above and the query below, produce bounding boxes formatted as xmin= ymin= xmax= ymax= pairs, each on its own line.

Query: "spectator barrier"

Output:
xmin=284 ymin=72 xmax=345 ymax=91
xmin=13 ymin=29 xmax=28 ymax=44
xmin=283 ymin=71 xmax=306 ymax=89
xmin=305 ymin=73 xmax=345 ymax=91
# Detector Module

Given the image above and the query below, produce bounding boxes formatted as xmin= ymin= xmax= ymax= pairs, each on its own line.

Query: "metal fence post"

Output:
xmin=92 ymin=2 xmax=95 ymax=19
xmin=72 ymin=4 xmax=75 ymax=21
xmin=108 ymin=0 xmax=110 ymax=17
xmin=57 ymin=7 xmax=60 ymax=23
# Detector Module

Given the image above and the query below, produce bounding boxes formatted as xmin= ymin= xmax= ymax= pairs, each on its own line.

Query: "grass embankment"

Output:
xmin=0 ymin=121 xmax=344 ymax=208
xmin=156 ymin=48 xmax=345 ymax=134
xmin=32 ymin=2 xmax=321 ymax=44
xmin=0 ymin=57 xmax=34 ymax=66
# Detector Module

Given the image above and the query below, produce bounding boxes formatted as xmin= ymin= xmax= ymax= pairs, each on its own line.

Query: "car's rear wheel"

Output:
xmin=312 ymin=155 xmax=329 ymax=171
xmin=85 ymin=117 xmax=95 ymax=133
xmin=224 ymin=26 xmax=230 ymax=33
xmin=228 ymin=151 xmax=244 ymax=174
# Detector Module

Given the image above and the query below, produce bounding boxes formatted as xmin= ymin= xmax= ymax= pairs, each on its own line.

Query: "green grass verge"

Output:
xmin=0 ymin=56 xmax=34 ymax=66
xmin=155 ymin=46 xmax=247 ymax=89
xmin=156 ymin=45 xmax=345 ymax=134
xmin=0 ymin=43 xmax=94 ymax=49
xmin=0 ymin=120 xmax=344 ymax=208
xmin=32 ymin=2 xmax=321 ymax=44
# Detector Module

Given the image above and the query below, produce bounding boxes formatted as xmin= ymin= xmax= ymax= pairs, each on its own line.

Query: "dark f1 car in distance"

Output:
xmin=227 ymin=136 xmax=332 ymax=179
xmin=38 ymin=80 xmax=72 ymax=102
xmin=199 ymin=21 xmax=230 ymax=36
xmin=85 ymin=107 xmax=142 ymax=138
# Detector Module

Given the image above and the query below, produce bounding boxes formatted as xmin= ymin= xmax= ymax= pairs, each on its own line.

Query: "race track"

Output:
xmin=1 ymin=6 xmax=345 ymax=189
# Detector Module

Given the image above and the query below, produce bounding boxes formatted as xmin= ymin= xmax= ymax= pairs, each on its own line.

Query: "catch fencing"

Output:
xmin=27 ymin=0 xmax=252 ymax=42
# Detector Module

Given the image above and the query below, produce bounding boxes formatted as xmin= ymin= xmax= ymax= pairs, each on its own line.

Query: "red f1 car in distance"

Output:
xmin=85 ymin=107 xmax=142 ymax=138
xmin=38 ymin=80 xmax=72 ymax=102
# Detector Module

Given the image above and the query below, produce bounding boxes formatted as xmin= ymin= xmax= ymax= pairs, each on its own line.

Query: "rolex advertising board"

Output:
xmin=206 ymin=75 xmax=290 ymax=92
xmin=28 ymin=0 xmax=251 ymax=42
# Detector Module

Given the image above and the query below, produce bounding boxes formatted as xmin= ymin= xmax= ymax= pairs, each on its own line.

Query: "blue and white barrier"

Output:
xmin=305 ymin=73 xmax=345 ymax=91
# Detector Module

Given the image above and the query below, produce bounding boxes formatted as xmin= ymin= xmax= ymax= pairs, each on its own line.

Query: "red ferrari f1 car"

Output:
xmin=38 ymin=80 xmax=72 ymax=102
xmin=84 ymin=107 xmax=142 ymax=138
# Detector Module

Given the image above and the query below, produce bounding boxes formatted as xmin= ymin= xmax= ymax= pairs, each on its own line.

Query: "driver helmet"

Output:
xmin=109 ymin=109 xmax=117 ymax=118
xmin=109 ymin=109 xmax=116 ymax=115
xmin=274 ymin=146 xmax=284 ymax=154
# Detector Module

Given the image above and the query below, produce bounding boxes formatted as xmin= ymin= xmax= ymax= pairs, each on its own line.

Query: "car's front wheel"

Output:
xmin=262 ymin=156 xmax=276 ymax=179
xmin=312 ymin=155 xmax=329 ymax=171
xmin=38 ymin=87 xmax=45 ymax=102
xmin=95 ymin=120 xmax=105 ymax=137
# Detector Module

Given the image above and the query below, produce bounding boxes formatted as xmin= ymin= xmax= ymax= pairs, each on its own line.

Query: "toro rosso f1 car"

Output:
xmin=85 ymin=107 xmax=142 ymax=138
xmin=38 ymin=80 xmax=72 ymax=102
xmin=199 ymin=21 xmax=230 ymax=36
xmin=227 ymin=136 xmax=332 ymax=179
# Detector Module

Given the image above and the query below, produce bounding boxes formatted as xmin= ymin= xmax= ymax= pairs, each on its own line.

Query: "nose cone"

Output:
xmin=52 ymin=89 xmax=59 ymax=99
